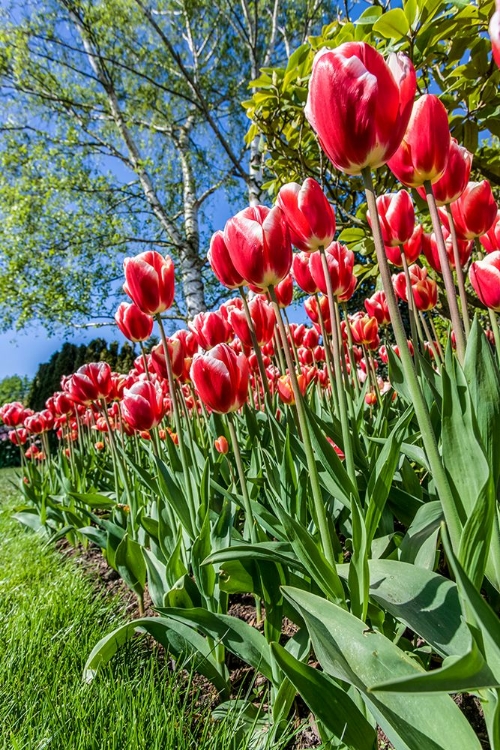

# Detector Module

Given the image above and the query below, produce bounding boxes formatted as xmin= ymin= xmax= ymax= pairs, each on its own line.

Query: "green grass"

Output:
xmin=0 ymin=468 xmax=294 ymax=750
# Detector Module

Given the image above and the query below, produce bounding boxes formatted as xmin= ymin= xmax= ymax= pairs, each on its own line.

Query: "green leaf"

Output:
xmin=160 ymin=608 xmax=275 ymax=684
xmin=271 ymin=643 xmax=377 ymax=750
xmin=283 ymin=587 xmax=481 ymax=750
xmin=354 ymin=6 xmax=383 ymax=25
xmin=115 ymin=533 xmax=146 ymax=598
xmin=399 ymin=502 xmax=442 ymax=569
xmin=83 ymin=616 xmax=229 ymax=697
xmin=373 ymin=8 xmax=410 ymax=39
xmin=142 ymin=548 xmax=168 ymax=608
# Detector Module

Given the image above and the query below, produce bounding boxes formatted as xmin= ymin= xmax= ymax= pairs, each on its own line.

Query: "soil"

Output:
xmin=58 ymin=539 xmax=489 ymax=749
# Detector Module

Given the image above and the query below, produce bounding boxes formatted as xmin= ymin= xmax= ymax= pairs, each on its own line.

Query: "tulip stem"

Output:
xmin=315 ymin=293 xmax=340 ymax=414
xmin=139 ymin=342 xmax=152 ymax=380
xmin=424 ymin=180 xmax=466 ymax=363
xmin=227 ymin=413 xmax=256 ymax=545
xmin=445 ymin=204 xmax=471 ymax=337
xmin=401 ymin=251 xmax=424 ymax=351
xmin=269 ymin=285 xmax=337 ymax=568
xmin=238 ymin=288 xmax=271 ymax=401
xmin=318 ymin=246 xmax=356 ymax=485
xmin=156 ymin=315 xmax=196 ymax=525
xmin=419 ymin=312 xmax=442 ymax=369
xmin=342 ymin=302 xmax=361 ymax=398
xmin=362 ymin=167 xmax=462 ymax=552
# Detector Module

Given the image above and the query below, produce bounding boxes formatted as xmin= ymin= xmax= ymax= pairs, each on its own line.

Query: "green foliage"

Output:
xmin=0 ymin=374 xmax=31 ymax=406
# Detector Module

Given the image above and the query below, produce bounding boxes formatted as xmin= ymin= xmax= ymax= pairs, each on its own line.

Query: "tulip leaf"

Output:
xmin=159 ymin=607 xmax=275 ymax=684
xmin=83 ymin=616 xmax=229 ymax=697
xmin=204 ymin=542 xmax=303 ymax=572
xmin=282 ymin=587 xmax=481 ymax=749
xmin=142 ymin=548 xmax=168 ymax=608
xmin=115 ymin=533 xmax=146 ymax=598
xmin=399 ymin=501 xmax=442 ymax=569
xmin=270 ymin=642 xmax=377 ymax=750
xmin=373 ymin=8 xmax=410 ymax=39
xmin=370 ymin=638 xmax=500 ymax=693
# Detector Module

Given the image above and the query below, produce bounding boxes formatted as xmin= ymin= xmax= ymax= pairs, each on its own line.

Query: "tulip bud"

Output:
xmin=276 ymin=178 xmax=336 ymax=251
xmin=416 ymin=138 xmax=472 ymax=207
xmin=425 ymin=228 xmax=472 ymax=273
xmin=305 ymin=43 xmax=416 ymax=174
xmin=469 ymin=251 xmax=500 ymax=311
xmin=223 ymin=205 xmax=292 ymax=291
xmin=440 ymin=181 xmax=498 ymax=240
xmin=208 ymin=231 xmax=245 ymax=290
xmin=123 ymin=251 xmax=175 ymax=316
xmin=349 ymin=314 xmax=380 ymax=350
xmin=189 ymin=310 xmax=232 ymax=350
xmin=367 ymin=190 xmax=414 ymax=247
xmin=388 ymin=95 xmax=451 ymax=187
xmin=190 ymin=343 xmax=249 ymax=413
xmin=229 ymin=296 xmax=275 ymax=348
xmin=309 ymin=242 xmax=357 ymax=301
xmin=304 ymin=294 xmax=331 ymax=333
xmin=292 ymin=252 xmax=320 ymax=295
xmin=214 ymin=436 xmax=229 ymax=454
xmin=480 ymin=211 xmax=500 ymax=254
xmin=121 ymin=380 xmax=166 ymax=432
xmin=273 ymin=274 xmax=294 ymax=308
xmin=490 ymin=0 xmax=500 ymax=68
xmin=115 ymin=301 xmax=154 ymax=343
xmin=364 ymin=290 xmax=391 ymax=325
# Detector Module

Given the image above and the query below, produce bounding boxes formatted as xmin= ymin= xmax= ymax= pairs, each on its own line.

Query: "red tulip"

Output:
xmin=189 ymin=311 xmax=232 ymax=350
xmin=364 ymin=290 xmax=391 ymax=325
xmin=349 ymin=313 xmax=380 ymax=349
xmin=277 ymin=372 xmax=307 ymax=405
xmin=9 ymin=428 xmax=28 ymax=446
xmin=190 ymin=343 xmax=249 ymax=413
xmin=416 ymin=138 xmax=472 ymax=207
xmin=25 ymin=410 xmax=54 ymax=434
xmin=115 ymin=301 xmax=154 ymax=343
xmin=214 ymin=436 xmax=229 ymax=454
xmin=388 ymin=95 xmax=450 ymax=188
xmin=490 ymin=0 xmax=500 ymax=68
xmin=385 ymin=224 xmax=429 ymax=267
xmin=208 ymin=231 xmax=245 ymax=290
xmin=50 ymin=392 xmax=74 ymax=417
xmin=229 ymin=296 xmax=275 ymax=348
xmin=0 ymin=402 xmax=32 ymax=427
xmin=305 ymin=43 xmax=416 ymax=174
xmin=412 ymin=276 xmax=438 ymax=311
xmin=425 ymin=228 xmax=472 ymax=273
xmin=292 ymin=252 xmax=320 ymax=295
xmin=150 ymin=339 xmax=185 ymax=380
xmin=276 ymin=178 xmax=336 ymax=251
xmin=273 ymin=274 xmax=294 ymax=308
xmin=440 ymin=181 xmax=498 ymax=240
xmin=121 ymin=380 xmax=166 ymax=431
xmin=480 ymin=211 xmax=500 ymax=254
xmin=63 ymin=362 xmax=113 ymax=405
xmin=469 ymin=251 xmax=500 ymax=311
xmin=303 ymin=327 xmax=320 ymax=349
xmin=368 ymin=190 xmax=414 ymax=247
xmin=123 ymin=251 xmax=175 ymax=316
xmin=223 ymin=205 xmax=292 ymax=291
xmin=304 ymin=294 xmax=331 ymax=333
xmin=309 ymin=242 xmax=357 ymax=301
xmin=172 ymin=328 xmax=199 ymax=357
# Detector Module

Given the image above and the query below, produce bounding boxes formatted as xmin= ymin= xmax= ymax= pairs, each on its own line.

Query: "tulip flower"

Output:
xmin=292 ymin=252 xmax=320 ymax=294
xmin=121 ymin=380 xmax=166 ymax=432
xmin=305 ymin=42 xmax=416 ymax=175
xmin=364 ymin=290 xmax=391 ymax=325
xmin=412 ymin=276 xmax=438 ymax=311
xmin=115 ymin=301 xmax=154 ymax=343
xmin=190 ymin=343 xmax=249 ymax=413
xmin=469 ymin=251 xmax=500 ymax=311
xmin=425 ymin=228 xmax=472 ymax=273
xmin=214 ymin=436 xmax=229 ymax=454
xmin=9 ymin=428 xmax=28 ymax=446
xmin=150 ymin=339 xmax=185 ymax=380
xmin=490 ymin=0 xmax=500 ymax=68
xmin=384 ymin=224 xmax=429 ymax=267
xmin=276 ymin=178 xmax=336 ymax=251
xmin=349 ymin=313 xmax=380 ymax=349
xmin=223 ymin=205 xmax=292 ymax=291
xmin=388 ymin=95 xmax=451 ymax=188
xmin=229 ymin=296 xmax=275 ymax=348
xmin=63 ymin=362 xmax=113 ymax=405
xmin=480 ymin=211 xmax=500 ymax=254
xmin=189 ymin=310 xmax=232 ymax=350
xmin=208 ymin=231 xmax=245 ymax=290
xmin=273 ymin=274 xmax=294 ymax=308
xmin=0 ymin=402 xmax=33 ymax=427
xmin=123 ymin=251 xmax=175 ymax=316
xmin=367 ymin=190 xmax=414 ymax=247
xmin=25 ymin=410 xmax=54 ymax=434
xmin=416 ymin=138 xmax=472 ymax=207
xmin=304 ymin=294 xmax=331 ymax=334
xmin=309 ymin=242 xmax=357 ymax=301
xmin=440 ymin=181 xmax=498 ymax=240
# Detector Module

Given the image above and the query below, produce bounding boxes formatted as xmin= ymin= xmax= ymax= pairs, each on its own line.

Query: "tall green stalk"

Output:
xmin=362 ymin=167 xmax=462 ymax=552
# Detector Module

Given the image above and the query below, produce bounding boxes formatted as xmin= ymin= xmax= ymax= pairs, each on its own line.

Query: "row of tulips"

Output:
xmin=5 ymin=39 xmax=500 ymax=750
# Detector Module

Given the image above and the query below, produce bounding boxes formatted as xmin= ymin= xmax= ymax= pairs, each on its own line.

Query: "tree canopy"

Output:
xmin=0 ymin=0 xmax=336 ymax=331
